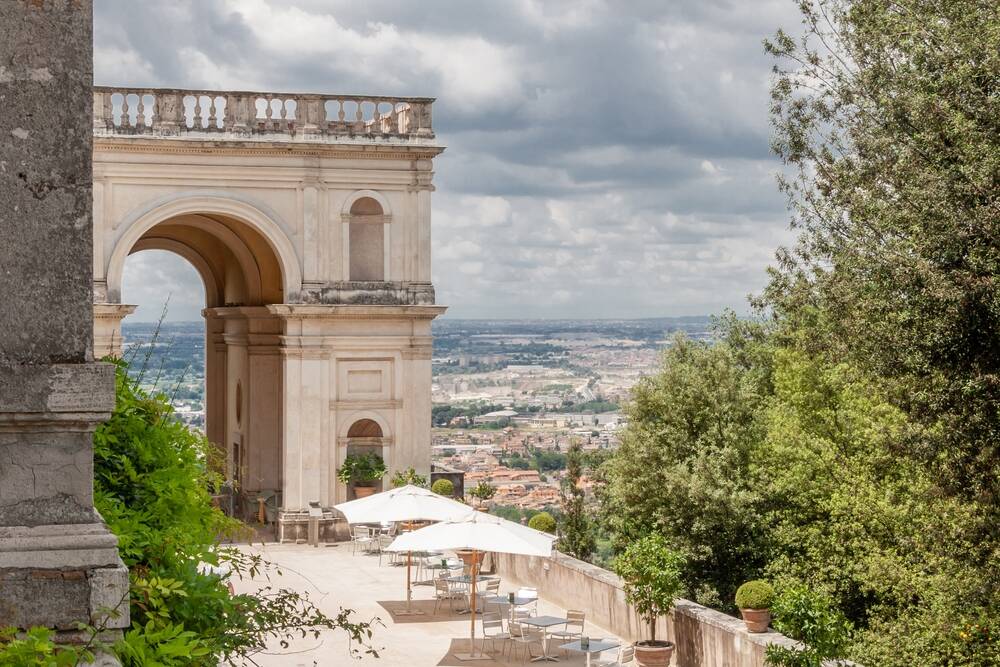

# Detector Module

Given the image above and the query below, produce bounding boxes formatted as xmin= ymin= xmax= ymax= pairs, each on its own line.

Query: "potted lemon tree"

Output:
xmin=613 ymin=534 xmax=685 ymax=667
xmin=337 ymin=452 xmax=386 ymax=498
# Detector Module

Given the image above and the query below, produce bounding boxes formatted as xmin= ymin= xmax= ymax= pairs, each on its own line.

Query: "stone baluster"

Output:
xmin=264 ymin=95 xmax=274 ymax=130
xmin=119 ymin=93 xmax=130 ymax=128
xmin=353 ymin=100 xmax=366 ymax=134
xmin=135 ymin=94 xmax=146 ymax=129
xmin=156 ymin=91 xmax=184 ymax=134
xmin=208 ymin=96 xmax=218 ymax=130
xmin=192 ymin=95 xmax=203 ymax=129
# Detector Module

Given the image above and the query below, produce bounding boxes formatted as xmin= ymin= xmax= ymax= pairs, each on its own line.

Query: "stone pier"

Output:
xmin=0 ymin=0 xmax=129 ymax=654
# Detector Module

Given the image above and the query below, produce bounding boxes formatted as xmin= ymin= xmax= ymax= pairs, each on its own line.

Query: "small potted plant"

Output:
xmin=735 ymin=580 xmax=775 ymax=633
xmin=390 ymin=467 xmax=427 ymax=488
xmin=337 ymin=452 xmax=387 ymax=498
xmin=612 ymin=534 xmax=685 ymax=667
xmin=431 ymin=478 xmax=455 ymax=497
xmin=467 ymin=480 xmax=496 ymax=510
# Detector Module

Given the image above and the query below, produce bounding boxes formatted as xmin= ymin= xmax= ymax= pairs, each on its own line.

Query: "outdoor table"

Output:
xmin=559 ymin=639 xmax=620 ymax=667
xmin=520 ymin=615 xmax=569 ymax=662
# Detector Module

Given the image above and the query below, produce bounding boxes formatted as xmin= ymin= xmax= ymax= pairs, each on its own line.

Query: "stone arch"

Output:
xmin=130 ymin=237 xmax=222 ymax=309
xmin=341 ymin=189 xmax=392 ymax=218
xmin=105 ymin=191 xmax=302 ymax=304
xmin=347 ymin=418 xmax=383 ymax=438
xmin=339 ymin=411 xmax=393 ymax=442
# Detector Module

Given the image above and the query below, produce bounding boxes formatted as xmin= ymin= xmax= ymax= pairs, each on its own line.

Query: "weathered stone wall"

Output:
xmin=0 ymin=0 xmax=96 ymax=366
xmin=494 ymin=550 xmax=801 ymax=667
xmin=0 ymin=0 xmax=128 ymax=649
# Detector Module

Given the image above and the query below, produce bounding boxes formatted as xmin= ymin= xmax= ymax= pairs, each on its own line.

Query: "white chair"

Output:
xmin=595 ymin=645 xmax=635 ymax=666
xmin=515 ymin=586 xmax=538 ymax=615
xmin=376 ymin=534 xmax=397 ymax=566
xmin=509 ymin=620 xmax=543 ymax=662
xmin=350 ymin=525 xmax=374 ymax=555
xmin=480 ymin=611 xmax=511 ymax=656
xmin=433 ymin=576 xmax=464 ymax=614
xmin=549 ymin=609 xmax=585 ymax=655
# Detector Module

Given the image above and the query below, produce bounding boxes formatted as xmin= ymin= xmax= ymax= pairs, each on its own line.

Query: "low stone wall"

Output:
xmin=493 ymin=550 xmax=799 ymax=667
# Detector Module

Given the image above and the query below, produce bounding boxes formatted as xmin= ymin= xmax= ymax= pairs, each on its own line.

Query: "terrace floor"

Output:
xmin=232 ymin=542 xmax=626 ymax=666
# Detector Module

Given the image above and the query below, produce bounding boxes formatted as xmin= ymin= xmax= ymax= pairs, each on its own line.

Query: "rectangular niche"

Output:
xmin=347 ymin=370 xmax=381 ymax=394
xmin=338 ymin=360 xmax=393 ymax=401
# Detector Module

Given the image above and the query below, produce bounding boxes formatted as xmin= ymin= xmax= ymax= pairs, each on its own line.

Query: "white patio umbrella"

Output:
xmin=334 ymin=484 xmax=470 ymax=614
xmin=387 ymin=510 xmax=556 ymax=661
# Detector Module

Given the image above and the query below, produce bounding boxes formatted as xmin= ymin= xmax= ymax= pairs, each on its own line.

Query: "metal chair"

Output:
xmin=480 ymin=611 xmax=511 ymax=656
xmin=514 ymin=586 xmax=538 ymax=615
xmin=508 ymin=620 xmax=543 ymax=662
xmin=376 ymin=534 xmax=397 ymax=566
xmin=549 ymin=609 xmax=585 ymax=655
xmin=433 ymin=576 xmax=464 ymax=614
xmin=350 ymin=524 xmax=375 ymax=555
xmin=595 ymin=645 xmax=635 ymax=666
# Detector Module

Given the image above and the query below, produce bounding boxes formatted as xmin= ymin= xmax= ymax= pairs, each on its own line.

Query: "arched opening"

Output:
xmin=348 ymin=196 xmax=386 ymax=281
xmin=344 ymin=417 xmax=387 ymax=499
xmin=116 ymin=210 xmax=288 ymax=520
xmin=121 ymin=249 xmax=208 ymax=427
xmin=347 ymin=418 xmax=383 ymax=438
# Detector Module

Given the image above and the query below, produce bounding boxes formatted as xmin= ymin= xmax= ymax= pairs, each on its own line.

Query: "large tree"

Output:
xmin=763 ymin=0 xmax=1000 ymax=505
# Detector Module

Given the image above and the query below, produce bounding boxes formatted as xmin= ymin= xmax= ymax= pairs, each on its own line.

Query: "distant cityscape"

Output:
xmin=122 ymin=316 xmax=716 ymax=519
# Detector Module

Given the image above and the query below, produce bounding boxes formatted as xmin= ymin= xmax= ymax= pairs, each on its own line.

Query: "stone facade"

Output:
xmin=89 ymin=86 xmax=445 ymax=537
xmin=0 ymin=0 xmax=129 ymax=652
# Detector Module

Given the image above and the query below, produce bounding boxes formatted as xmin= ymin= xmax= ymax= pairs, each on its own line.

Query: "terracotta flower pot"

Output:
xmin=354 ymin=486 xmax=376 ymax=498
xmin=634 ymin=641 xmax=674 ymax=667
xmin=740 ymin=608 xmax=771 ymax=633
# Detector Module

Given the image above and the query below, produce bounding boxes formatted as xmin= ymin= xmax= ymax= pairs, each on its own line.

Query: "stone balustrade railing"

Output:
xmin=93 ymin=86 xmax=434 ymax=141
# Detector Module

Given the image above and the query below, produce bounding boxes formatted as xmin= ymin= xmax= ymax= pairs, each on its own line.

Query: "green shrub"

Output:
xmin=765 ymin=585 xmax=851 ymax=667
xmin=390 ymin=467 xmax=427 ymax=488
xmin=612 ymin=534 xmax=685 ymax=644
xmin=0 ymin=626 xmax=92 ymax=666
xmin=736 ymin=580 xmax=775 ymax=610
xmin=528 ymin=511 xmax=557 ymax=533
xmin=431 ymin=478 xmax=455 ymax=497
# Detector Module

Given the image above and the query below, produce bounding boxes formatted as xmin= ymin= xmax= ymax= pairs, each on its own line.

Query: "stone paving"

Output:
xmin=232 ymin=542 xmax=625 ymax=666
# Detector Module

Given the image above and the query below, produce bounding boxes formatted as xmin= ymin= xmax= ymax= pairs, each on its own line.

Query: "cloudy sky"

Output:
xmin=102 ymin=0 xmax=803 ymax=321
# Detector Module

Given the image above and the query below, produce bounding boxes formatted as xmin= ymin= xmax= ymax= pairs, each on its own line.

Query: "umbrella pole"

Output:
xmin=397 ymin=549 xmax=425 ymax=616
xmin=456 ymin=549 xmax=489 ymax=660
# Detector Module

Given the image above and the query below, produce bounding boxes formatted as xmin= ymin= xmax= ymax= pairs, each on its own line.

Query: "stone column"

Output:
xmin=93 ymin=303 xmax=137 ymax=358
xmin=0 ymin=0 xmax=129 ymax=652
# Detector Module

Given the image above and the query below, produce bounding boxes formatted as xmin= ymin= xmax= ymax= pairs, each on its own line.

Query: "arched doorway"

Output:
xmin=103 ymin=207 xmax=290 ymax=521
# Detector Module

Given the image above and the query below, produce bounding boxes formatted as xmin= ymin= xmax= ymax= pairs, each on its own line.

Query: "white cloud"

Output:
xmin=95 ymin=0 xmax=805 ymax=319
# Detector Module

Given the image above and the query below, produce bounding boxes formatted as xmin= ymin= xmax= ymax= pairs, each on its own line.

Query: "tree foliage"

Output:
xmin=611 ymin=534 xmax=685 ymax=644
xmin=558 ymin=441 xmax=596 ymax=561
xmin=600 ymin=2 xmax=999 ymax=663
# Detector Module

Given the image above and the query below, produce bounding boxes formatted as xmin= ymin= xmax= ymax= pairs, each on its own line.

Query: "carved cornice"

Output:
xmin=93 ymin=138 xmax=444 ymax=161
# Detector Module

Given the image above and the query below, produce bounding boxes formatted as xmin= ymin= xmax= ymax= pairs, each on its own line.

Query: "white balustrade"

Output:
xmin=92 ymin=87 xmax=434 ymax=140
